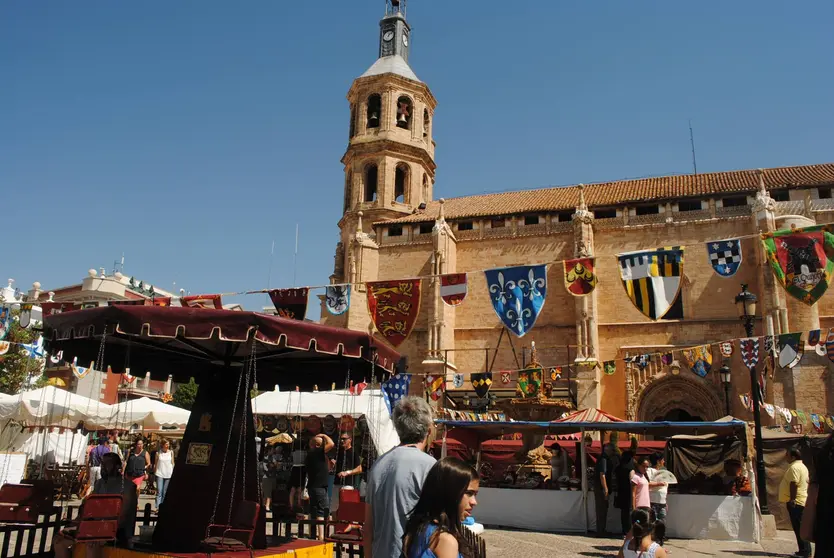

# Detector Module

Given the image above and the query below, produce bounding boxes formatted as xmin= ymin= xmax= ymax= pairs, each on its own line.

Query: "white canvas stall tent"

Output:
xmin=0 ymin=426 xmax=88 ymax=466
xmin=251 ymin=388 xmax=399 ymax=455
xmin=111 ymin=397 xmax=190 ymax=430
xmin=0 ymin=386 xmax=118 ymax=430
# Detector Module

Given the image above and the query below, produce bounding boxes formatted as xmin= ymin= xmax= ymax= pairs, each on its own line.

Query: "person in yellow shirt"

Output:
xmin=779 ymin=448 xmax=811 ymax=557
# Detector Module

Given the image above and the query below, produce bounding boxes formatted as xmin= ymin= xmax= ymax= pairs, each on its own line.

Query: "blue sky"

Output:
xmin=2 ymin=1 xmax=832 ymax=318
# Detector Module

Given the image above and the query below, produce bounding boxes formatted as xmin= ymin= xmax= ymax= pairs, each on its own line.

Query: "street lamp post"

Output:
xmin=719 ymin=364 xmax=732 ymax=417
xmin=735 ymin=283 xmax=769 ymax=514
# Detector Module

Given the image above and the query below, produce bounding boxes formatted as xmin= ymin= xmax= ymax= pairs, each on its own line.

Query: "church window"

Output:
xmin=457 ymin=221 xmax=474 ymax=231
xmin=721 ymin=196 xmax=747 ymax=208
xmin=490 ymin=217 xmax=506 ymax=228
xmin=594 ymin=208 xmax=617 ymax=219
xmin=678 ymin=199 xmax=702 ymax=212
xmin=419 ymin=223 xmax=433 ymax=234
xmin=423 ymin=109 xmax=430 ymax=138
xmin=396 ymin=96 xmax=413 ymax=129
xmin=819 ymin=188 xmax=832 ymax=199
xmin=395 ymin=164 xmax=410 ymax=203
xmin=349 ymin=104 xmax=356 ymax=138
xmin=364 ymin=164 xmax=379 ymax=202
xmin=367 ymin=94 xmax=381 ymax=129
xmin=388 ymin=226 xmax=403 ymax=237
xmin=770 ymin=189 xmax=789 ymax=202
xmin=523 ymin=215 xmax=540 ymax=225
xmin=635 ymin=204 xmax=659 ymax=216
xmin=422 ymin=174 xmax=429 ymax=202
xmin=557 ymin=211 xmax=573 ymax=222
xmin=343 ymin=171 xmax=353 ymax=213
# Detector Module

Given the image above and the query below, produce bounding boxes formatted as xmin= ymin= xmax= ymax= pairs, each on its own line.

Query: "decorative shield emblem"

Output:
xmin=740 ymin=338 xmax=760 ymax=369
xmin=50 ymin=350 xmax=63 ymax=364
xmin=761 ymin=225 xmax=834 ymax=305
xmin=180 ymin=294 xmax=223 ymax=309
xmin=268 ymin=288 xmax=309 ymax=320
xmin=516 ymin=368 xmax=542 ymax=398
xmin=0 ymin=341 xmax=10 ymax=356
xmin=826 ymin=328 xmax=834 ymax=363
xmin=381 ymin=373 xmax=412 ymax=414
xmin=603 ymin=361 xmax=616 ymax=376
xmin=453 ymin=373 xmax=464 ymax=388
xmin=811 ymin=414 xmax=822 ymax=431
xmin=367 ymin=280 xmax=422 ymax=348
xmin=563 ymin=258 xmax=597 ymax=296
xmin=636 ymin=355 xmax=650 ymax=371
xmin=618 ymin=247 xmax=684 ymax=320
xmin=764 ymin=335 xmax=776 ymax=357
xmin=500 ymin=371 xmax=511 ymax=385
xmin=18 ymin=304 xmax=32 ymax=329
xmin=682 ymin=345 xmax=712 ymax=378
xmin=661 ymin=353 xmax=673 ymax=366
xmin=305 ymin=415 xmax=322 ymax=435
xmin=71 ymin=360 xmax=92 ymax=379
xmin=470 ymin=373 xmax=493 ymax=398
xmin=808 ymin=329 xmax=822 ymax=346
xmin=778 ymin=333 xmax=803 ymax=368
xmin=797 ymin=410 xmax=807 ymax=423
xmin=339 ymin=415 xmax=356 ymax=432
xmin=425 ymin=375 xmax=445 ymax=401
xmin=764 ymin=404 xmax=776 ymax=418
xmin=706 ymin=238 xmax=743 ymax=277
xmin=0 ymin=306 xmax=10 ymax=340
xmin=324 ymin=285 xmax=350 ymax=316
xmin=550 ymin=367 xmax=562 ymax=381
xmin=484 ymin=265 xmax=547 ymax=337
xmin=782 ymin=407 xmax=793 ymax=423
xmin=275 ymin=416 xmax=289 ymax=433
xmin=322 ymin=415 xmax=337 ymax=435
xmin=440 ymin=273 xmax=468 ymax=306
xmin=827 ymin=416 xmax=834 ymax=430
xmin=719 ymin=342 xmax=734 ymax=358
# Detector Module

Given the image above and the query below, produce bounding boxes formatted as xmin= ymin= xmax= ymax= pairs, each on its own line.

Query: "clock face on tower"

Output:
xmin=402 ymin=33 xmax=409 ymax=46
xmin=383 ymin=31 xmax=394 ymax=42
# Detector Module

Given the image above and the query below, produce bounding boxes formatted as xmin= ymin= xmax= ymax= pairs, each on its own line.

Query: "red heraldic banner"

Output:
xmin=180 ymin=294 xmax=223 ymax=309
xmin=440 ymin=273 xmax=468 ymax=306
xmin=268 ymin=288 xmax=309 ymax=320
xmin=563 ymin=258 xmax=597 ymax=296
xmin=367 ymin=279 xmax=422 ymax=348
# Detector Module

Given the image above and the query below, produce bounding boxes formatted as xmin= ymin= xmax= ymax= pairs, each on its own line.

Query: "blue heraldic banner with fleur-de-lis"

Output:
xmin=484 ymin=264 xmax=548 ymax=337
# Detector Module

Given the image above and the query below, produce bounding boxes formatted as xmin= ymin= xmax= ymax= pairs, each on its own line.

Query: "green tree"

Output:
xmin=0 ymin=310 xmax=45 ymax=395
xmin=171 ymin=377 xmax=199 ymax=410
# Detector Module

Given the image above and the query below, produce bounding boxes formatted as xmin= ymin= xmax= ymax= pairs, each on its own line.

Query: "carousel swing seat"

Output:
xmin=60 ymin=494 xmax=123 ymax=544
xmin=0 ymin=482 xmax=54 ymax=524
xmin=202 ymin=500 xmax=261 ymax=554
xmin=325 ymin=492 xmax=366 ymax=545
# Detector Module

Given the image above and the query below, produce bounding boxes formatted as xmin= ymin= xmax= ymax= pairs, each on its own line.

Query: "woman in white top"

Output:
xmin=154 ymin=439 xmax=175 ymax=510
xmin=618 ymin=508 xmax=666 ymax=558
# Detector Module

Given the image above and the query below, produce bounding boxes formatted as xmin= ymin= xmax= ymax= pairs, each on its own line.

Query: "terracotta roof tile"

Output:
xmin=378 ymin=163 xmax=834 ymax=225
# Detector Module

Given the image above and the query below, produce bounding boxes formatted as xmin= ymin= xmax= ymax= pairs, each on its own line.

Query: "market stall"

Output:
xmin=436 ymin=418 xmax=758 ymax=542
xmin=0 ymin=385 xmax=118 ymax=430
xmin=111 ymin=396 xmax=190 ymax=430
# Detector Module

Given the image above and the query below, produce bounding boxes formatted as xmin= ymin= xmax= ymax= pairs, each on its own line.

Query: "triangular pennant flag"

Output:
xmin=618 ymin=247 xmax=684 ymax=320
xmin=425 ymin=375 xmax=445 ymax=401
xmin=367 ymin=280 xmax=422 ymax=348
xmin=778 ymin=333 xmax=803 ymax=368
xmin=268 ymin=288 xmax=309 ymax=320
xmin=761 ymin=224 xmax=834 ymax=305
xmin=180 ymin=294 xmax=223 ymax=309
xmin=484 ymin=265 xmax=547 ymax=337
xmin=470 ymin=372 xmax=493 ymax=398
xmin=603 ymin=361 xmax=616 ymax=376
xmin=324 ymin=285 xmax=350 ymax=316
xmin=439 ymin=273 xmax=468 ymax=306
xmin=563 ymin=257 xmax=597 ymax=296
xmin=682 ymin=345 xmax=712 ymax=378
xmin=706 ymin=238 xmax=743 ymax=277
xmin=381 ymin=373 xmax=411 ymax=415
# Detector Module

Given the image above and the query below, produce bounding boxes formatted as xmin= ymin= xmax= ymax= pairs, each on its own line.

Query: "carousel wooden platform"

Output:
xmin=72 ymin=540 xmax=333 ymax=558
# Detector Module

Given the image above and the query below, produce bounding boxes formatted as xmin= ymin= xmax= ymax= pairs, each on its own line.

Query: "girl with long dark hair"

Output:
xmin=402 ymin=457 xmax=480 ymax=558
xmin=617 ymin=507 xmax=667 ymax=558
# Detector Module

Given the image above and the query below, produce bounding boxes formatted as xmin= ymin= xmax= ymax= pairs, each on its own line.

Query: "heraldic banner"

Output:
xmin=470 ymin=372 xmax=493 ymax=398
xmin=706 ymin=238 xmax=743 ymax=277
xmin=440 ymin=273 xmax=468 ymax=306
xmin=563 ymin=257 xmax=597 ymax=296
xmin=682 ymin=345 xmax=712 ymax=378
xmin=425 ymin=374 xmax=445 ymax=401
xmin=516 ymin=368 xmax=542 ymax=398
xmin=761 ymin=224 xmax=834 ymax=305
xmin=268 ymin=288 xmax=309 ymax=320
xmin=367 ymin=279 xmax=422 ymax=348
xmin=618 ymin=247 xmax=684 ymax=320
xmin=324 ymin=285 xmax=350 ymax=316
xmin=484 ymin=264 xmax=547 ymax=337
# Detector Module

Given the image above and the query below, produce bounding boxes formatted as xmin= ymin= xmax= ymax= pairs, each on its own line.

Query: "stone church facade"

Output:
xmin=321 ymin=0 xmax=834 ymax=425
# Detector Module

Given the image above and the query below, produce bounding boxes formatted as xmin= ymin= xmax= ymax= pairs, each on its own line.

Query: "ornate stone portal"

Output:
xmin=633 ymin=374 xmax=725 ymax=422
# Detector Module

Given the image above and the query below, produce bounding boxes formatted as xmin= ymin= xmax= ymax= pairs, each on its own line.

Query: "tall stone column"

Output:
xmin=753 ymin=171 xmax=786 ymax=337
xmin=344 ymin=211 xmax=380 ymax=334
xmin=571 ymin=185 xmax=601 ymax=410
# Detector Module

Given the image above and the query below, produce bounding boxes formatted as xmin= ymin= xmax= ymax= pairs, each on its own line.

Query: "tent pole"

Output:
xmin=580 ymin=427 xmax=588 ymax=534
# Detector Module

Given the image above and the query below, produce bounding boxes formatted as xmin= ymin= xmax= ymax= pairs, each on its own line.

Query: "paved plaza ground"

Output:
xmin=481 ymin=528 xmax=809 ymax=557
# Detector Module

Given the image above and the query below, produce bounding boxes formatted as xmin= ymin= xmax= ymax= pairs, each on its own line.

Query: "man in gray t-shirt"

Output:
xmin=364 ymin=396 xmax=436 ymax=558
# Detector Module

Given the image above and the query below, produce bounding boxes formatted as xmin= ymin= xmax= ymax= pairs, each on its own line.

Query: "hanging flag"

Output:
xmin=324 ymin=285 xmax=350 ymax=316
xmin=761 ymin=224 xmax=834 ymax=305
xmin=764 ymin=404 xmax=776 ymax=418
xmin=0 ymin=306 xmax=10 ymax=340
xmin=180 ymin=295 xmax=223 ymax=309
xmin=719 ymin=342 xmax=734 ymax=358
xmin=706 ymin=238 xmax=743 ymax=277
xmin=500 ymin=371 xmax=511 ymax=385
xmin=425 ymin=375 xmax=445 ymax=401
xmin=797 ymin=410 xmax=807 ymax=423
xmin=440 ymin=273 xmax=468 ymax=306
xmin=122 ymin=369 xmax=136 ymax=384
xmin=470 ymin=372 xmax=493 ymax=398
xmin=453 ymin=373 xmax=464 ymax=388
xmin=21 ymin=336 xmax=44 ymax=359
xmin=516 ymin=367 xmax=542 ymax=398
xmin=636 ymin=355 xmax=650 ymax=371
xmin=381 ymin=373 xmax=411 ymax=415
xmin=811 ymin=414 xmax=822 ymax=430
xmin=782 ymin=407 xmax=793 ymax=423
xmin=740 ymin=337 xmax=760 ymax=369
xmin=764 ymin=335 xmax=776 ymax=357
xmin=603 ymin=361 xmax=616 ymax=376
xmin=0 ymin=341 xmax=9 ymax=356
xmin=367 ymin=279 xmax=422 ymax=348
xmin=563 ymin=257 xmax=597 ymax=296
xmin=348 ymin=380 xmax=368 ymax=395
xmin=549 ymin=367 xmax=562 ymax=381
xmin=50 ymin=351 xmax=63 ymax=365
xmin=778 ymin=333 xmax=803 ymax=369
xmin=826 ymin=329 xmax=834 ymax=363
xmin=682 ymin=345 xmax=712 ymax=378
xmin=661 ymin=353 xmax=674 ymax=366
xmin=827 ymin=416 xmax=834 ymax=430
xmin=18 ymin=304 xmax=32 ymax=328
xmin=618 ymin=247 xmax=684 ymax=320
xmin=808 ymin=329 xmax=822 ymax=346
xmin=71 ymin=360 xmax=93 ymax=379
xmin=268 ymin=288 xmax=309 ymax=320
xmin=484 ymin=264 xmax=547 ymax=337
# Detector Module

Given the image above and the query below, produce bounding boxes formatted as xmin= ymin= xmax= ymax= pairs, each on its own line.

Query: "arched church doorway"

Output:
xmin=635 ymin=375 xmax=723 ymax=439
xmin=654 ymin=408 xmax=703 ymax=422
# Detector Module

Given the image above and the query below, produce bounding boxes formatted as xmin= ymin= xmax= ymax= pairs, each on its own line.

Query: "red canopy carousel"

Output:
xmin=43 ymin=305 xmax=401 ymax=552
